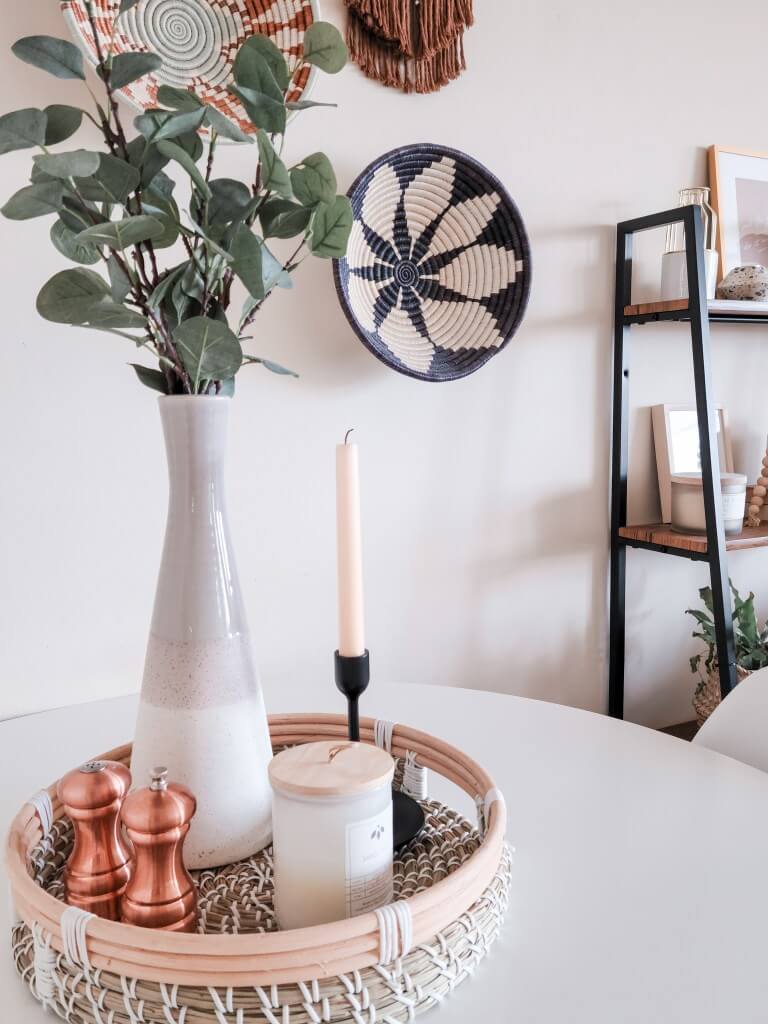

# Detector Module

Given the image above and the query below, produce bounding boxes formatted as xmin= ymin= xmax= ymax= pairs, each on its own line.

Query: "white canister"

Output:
xmin=269 ymin=740 xmax=394 ymax=930
xmin=670 ymin=472 xmax=747 ymax=536
xmin=661 ymin=249 xmax=719 ymax=301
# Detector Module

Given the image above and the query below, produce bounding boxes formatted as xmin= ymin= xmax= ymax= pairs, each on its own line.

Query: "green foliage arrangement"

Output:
xmin=0 ymin=5 xmax=353 ymax=394
xmin=687 ymin=582 xmax=768 ymax=679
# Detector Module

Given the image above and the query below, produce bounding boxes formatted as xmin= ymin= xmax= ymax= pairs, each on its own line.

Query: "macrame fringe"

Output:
xmin=346 ymin=0 xmax=473 ymax=94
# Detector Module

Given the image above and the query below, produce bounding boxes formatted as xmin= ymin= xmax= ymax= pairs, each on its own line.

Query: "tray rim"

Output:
xmin=6 ymin=712 xmax=506 ymax=985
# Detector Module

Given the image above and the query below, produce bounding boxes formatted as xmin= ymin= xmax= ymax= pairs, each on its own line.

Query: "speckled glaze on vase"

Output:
xmin=131 ymin=396 xmax=273 ymax=869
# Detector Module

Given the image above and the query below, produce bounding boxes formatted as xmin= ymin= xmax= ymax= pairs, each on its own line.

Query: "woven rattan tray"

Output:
xmin=7 ymin=713 xmax=510 ymax=1023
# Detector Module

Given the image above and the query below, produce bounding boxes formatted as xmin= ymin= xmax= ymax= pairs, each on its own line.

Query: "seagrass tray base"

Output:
xmin=7 ymin=714 xmax=510 ymax=1024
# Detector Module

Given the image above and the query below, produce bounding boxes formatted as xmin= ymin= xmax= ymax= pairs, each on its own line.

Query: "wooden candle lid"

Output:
xmin=268 ymin=741 xmax=394 ymax=797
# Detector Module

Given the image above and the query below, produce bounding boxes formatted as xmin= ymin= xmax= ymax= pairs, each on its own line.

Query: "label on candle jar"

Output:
xmin=345 ymin=805 xmax=393 ymax=917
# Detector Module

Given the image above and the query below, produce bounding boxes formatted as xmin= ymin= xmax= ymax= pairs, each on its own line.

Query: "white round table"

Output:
xmin=3 ymin=682 xmax=768 ymax=1022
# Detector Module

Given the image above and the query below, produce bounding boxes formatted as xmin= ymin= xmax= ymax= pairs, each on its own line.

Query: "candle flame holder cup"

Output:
xmin=334 ymin=649 xmax=425 ymax=849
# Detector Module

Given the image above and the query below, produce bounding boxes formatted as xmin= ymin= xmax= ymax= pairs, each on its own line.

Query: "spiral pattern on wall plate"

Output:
xmin=61 ymin=0 xmax=318 ymax=132
xmin=333 ymin=144 xmax=531 ymax=382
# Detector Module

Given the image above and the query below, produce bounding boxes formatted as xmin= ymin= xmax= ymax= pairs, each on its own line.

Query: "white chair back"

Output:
xmin=693 ymin=665 xmax=768 ymax=773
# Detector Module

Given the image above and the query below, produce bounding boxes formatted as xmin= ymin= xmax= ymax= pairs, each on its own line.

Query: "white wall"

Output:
xmin=2 ymin=0 xmax=768 ymax=728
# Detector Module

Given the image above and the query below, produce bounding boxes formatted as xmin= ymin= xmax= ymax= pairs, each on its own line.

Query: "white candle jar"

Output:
xmin=670 ymin=472 xmax=747 ymax=535
xmin=269 ymin=740 xmax=395 ymax=930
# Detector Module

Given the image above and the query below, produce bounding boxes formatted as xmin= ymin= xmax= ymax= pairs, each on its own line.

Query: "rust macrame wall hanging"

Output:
xmin=345 ymin=0 xmax=474 ymax=93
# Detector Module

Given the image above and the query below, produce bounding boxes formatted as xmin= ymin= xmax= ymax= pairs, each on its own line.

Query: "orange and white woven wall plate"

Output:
xmin=61 ymin=0 xmax=319 ymax=133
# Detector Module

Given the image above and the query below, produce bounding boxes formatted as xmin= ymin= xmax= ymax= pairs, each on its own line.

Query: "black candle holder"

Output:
xmin=334 ymin=649 xmax=425 ymax=849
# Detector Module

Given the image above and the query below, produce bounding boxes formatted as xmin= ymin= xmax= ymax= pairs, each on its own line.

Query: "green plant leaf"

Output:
xmin=217 ymin=377 xmax=235 ymax=396
xmin=33 ymin=149 xmax=100 ymax=179
xmin=290 ymin=152 xmax=336 ymax=206
xmin=44 ymin=104 xmax=83 ymax=145
xmin=126 ymin=136 xmax=171 ymax=190
xmin=301 ymin=22 xmax=348 ymax=73
xmin=50 ymin=219 xmax=100 ymax=265
xmin=243 ymin=354 xmax=298 ymax=377
xmin=75 ymin=214 xmax=164 ymax=249
xmin=261 ymin=240 xmax=290 ymax=290
xmin=208 ymin=178 xmax=253 ymax=225
xmin=286 ymin=99 xmax=337 ymax=111
xmin=84 ymin=303 xmax=145 ymax=329
xmin=139 ymin=107 xmax=206 ymax=142
xmin=75 ymin=153 xmax=140 ymax=204
xmin=173 ymin=316 xmax=243 ymax=392
xmin=155 ymin=140 xmax=211 ymax=199
xmin=109 ymin=51 xmax=162 ymax=90
xmin=257 ymin=131 xmax=292 ymax=198
xmin=36 ymin=267 xmax=110 ymax=323
xmin=119 ymin=0 xmax=142 ymax=13
xmin=59 ymin=194 xmax=106 ymax=233
xmin=228 ymin=84 xmax=286 ymax=135
xmin=307 ymin=195 xmax=352 ymax=258
xmin=259 ymin=197 xmax=311 ymax=239
xmin=0 ymin=108 xmax=46 ymax=155
xmin=140 ymin=195 xmax=180 ymax=248
xmin=148 ymin=264 xmax=185 ymax=310
xmin=107 ymin=255 xmax=133 ymax=302
xmin=1 ymin=180 xmax=63 ymax=220
xmin=157 ymin=85 xmax=203 ymax=111
xmin=12 ymin=36 xmax=85 ymax=80
xmin=131 ymin=363 xmax=168 ymax=393
xmin=145 ymin=167 xmax=175 ymax=198
xmin=234 ymin=34 xmax=289 ymax=91
xmin=230 ymin=224 xmax=264 ymax=298
xmin=203 ymin=105 xmax=253 ymax=143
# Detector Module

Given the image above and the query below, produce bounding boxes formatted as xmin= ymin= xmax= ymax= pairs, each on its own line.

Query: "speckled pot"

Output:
xmin=716 ymin=264 xmax=768 ymax=300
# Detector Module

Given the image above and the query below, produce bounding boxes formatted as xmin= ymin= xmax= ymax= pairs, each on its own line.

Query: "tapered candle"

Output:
xmin=336 ymin=431 xmax=365 ymax=657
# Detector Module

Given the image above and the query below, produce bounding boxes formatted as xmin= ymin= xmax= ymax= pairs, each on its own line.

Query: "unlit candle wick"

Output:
xmin=344 ymin=428 xmax=354 ymax=444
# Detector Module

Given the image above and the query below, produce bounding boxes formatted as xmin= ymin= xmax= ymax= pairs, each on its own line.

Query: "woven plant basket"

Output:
xmin=693 ymin=663 xmax=751 ymax=726
xmin=7 ymin=713 xmax=510 ymax=1024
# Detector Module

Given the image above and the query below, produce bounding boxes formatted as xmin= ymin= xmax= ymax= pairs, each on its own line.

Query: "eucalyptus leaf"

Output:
xmin=261 ymin=240 xmax=289 ymax=291
xmin=230 ymin=224 xmax=264 ymax=298
xmin=126 ymin=136 xmax=171 ymax=190
xmin=148 ymin=264 xmax=185 ymax=310
xmin=203 ymin=105 xmax=253 ymax=143
xmin=59 ymin=195 xmax=106 ymax=233
xmin=259 ymin=197 xmax=311 ymax=239
xmin=217 ymin=377 xmax=236 ymax=396
xmin=156 ymin=140 xmax=211 ymax=199
xmin=131 ymin=363 xmax=168 ymax=393
xmin=208 ymin=178 xmax=252 ymax=224
xmin=12 ymin=36 xmax=85 ymax=80
xmin=301 ymin=22 xmax=348 ymax=74
xmin=50 ymin=219 xmax=100 ymax=265
xmin=174 ymin=129 xmax=204 ymax=162
xmin=243 ymin=354 xmax=298 ymax=377
xmin=84 ymin=303 xmax=146 ymax=329
xmin=75 ymin=153 xmax=140 ymax=204
xmin=107 ymin=255 xmax=133 ymax=302
xmin=150 ymin=107 xmax=206 ymax=142
xmin=157 ymin=85 xmax=203 ymax=111
xmin=228 ymin=84 xmax=285 ymax=135
xmin=140 ymin=195 xmax=180 ymax=248
xmin=36 ymin=267 xmax=110 ymax=323
xmin=308 ymin=195 xmax=352 ymax=257
xmin=173 ymin=316 xmax=243 ymax=392
xmin=0 ymin=108 xmax=46 ymax=155
xmin=286 ymin=99 xmax=337 ymax=110
xmin=257 ymin=132 xmax=292 ymax=198
xmin=30 ymin=164 xmax=55 ymax=185
xmin=1 ymin=181 xmax=63 ymax=220
xmin=145 ymin=168 xmax=175 ymax=199
xmin=33 ymin=149 xmax=100 ymax=180
xmin=233 ymin=35 xmax=289 ymax=91
xmin=109 ymin=51 xmax=162 ymax=90
xmin=44 ymin=104 xmax=83 ymax=145
xmin=75 ymin=214 xmax=164 ymax=249
xmin=290 ymin=152 xmax=336 ymax=206
xmin=134 ymin=109 xmax=172 ymax=139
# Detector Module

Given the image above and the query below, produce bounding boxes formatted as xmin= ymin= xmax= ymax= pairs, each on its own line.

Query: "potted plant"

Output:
xmin=686 ymin=583 xmax=768 ymax=725
xmin=0 ymin=8 xmax=352 ymax=866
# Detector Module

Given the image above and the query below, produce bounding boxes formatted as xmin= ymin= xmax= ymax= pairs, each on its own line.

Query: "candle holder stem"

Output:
xmin=334 ymin=651 xmax=370 ymax=742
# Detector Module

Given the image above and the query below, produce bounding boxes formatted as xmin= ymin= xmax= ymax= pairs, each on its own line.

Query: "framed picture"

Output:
xmin=709 ymin=146 xmax=768 ymax=280
xmin=651 ymin=404 xmax=734 ymax=522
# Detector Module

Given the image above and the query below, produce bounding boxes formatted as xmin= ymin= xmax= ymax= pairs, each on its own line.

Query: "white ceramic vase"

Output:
xmin=131 ymin=396 xmax=273 ymax=868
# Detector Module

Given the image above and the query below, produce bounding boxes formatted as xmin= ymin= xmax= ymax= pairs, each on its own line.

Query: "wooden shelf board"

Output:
xmin=624 ymin=298 xmax=768 ymax=319
xmin=619 ymin=522 xmax=768 ymax=554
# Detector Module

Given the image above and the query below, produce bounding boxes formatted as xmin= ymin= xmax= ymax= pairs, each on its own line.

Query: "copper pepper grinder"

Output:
xmin=57 ymin=759 xmax=133 ymax=920
xmin=120 ymin=767 xmax=198 ymax=932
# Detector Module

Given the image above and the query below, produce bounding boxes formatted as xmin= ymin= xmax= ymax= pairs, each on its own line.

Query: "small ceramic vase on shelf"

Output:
xmin=660 ymin=187 xmax=719 ymax=300
xmin=131 ymin=396 xmax=273 ymax=869
xmin=120 ymin=767 xmax=197 ymax=932
xmin=57 ymin=760 xmax=133 ymax=920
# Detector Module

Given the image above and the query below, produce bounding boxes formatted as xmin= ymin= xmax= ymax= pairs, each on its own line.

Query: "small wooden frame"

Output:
xmin=709 ymin=145 xmax=768 ymax=283
xmin=5 ymin=714 xmax=506 ymax=988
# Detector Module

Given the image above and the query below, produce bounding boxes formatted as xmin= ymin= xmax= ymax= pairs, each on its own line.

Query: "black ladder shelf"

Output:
xmin=609 ymin=204 xmax=768 ymax=719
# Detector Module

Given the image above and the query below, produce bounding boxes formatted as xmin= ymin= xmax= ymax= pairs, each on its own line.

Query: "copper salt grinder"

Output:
xmin=120 ymin=767 xmax=198 ymax=932
xmin=57 ymin=759 xmax=133 ymax=920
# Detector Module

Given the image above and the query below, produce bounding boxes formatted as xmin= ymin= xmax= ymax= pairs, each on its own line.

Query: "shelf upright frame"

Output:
xmin=608 ymin=204 xmax=737 ymax=719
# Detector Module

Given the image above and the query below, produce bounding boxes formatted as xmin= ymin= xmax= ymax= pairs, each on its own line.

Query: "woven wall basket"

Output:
xmin=693 ymin=663 xmax=750 ymax=726
xmin=7 ymin=713 xmax=510 ymax=1024
xmin=61 ymin=0 xmax=319 ymax=132
xmin=333 ymin=144 xmax=531 ymax=382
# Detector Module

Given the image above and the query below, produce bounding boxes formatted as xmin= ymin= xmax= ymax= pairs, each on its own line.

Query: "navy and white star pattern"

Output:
xmin=334 ymin=144 xmax=531 ymax=382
